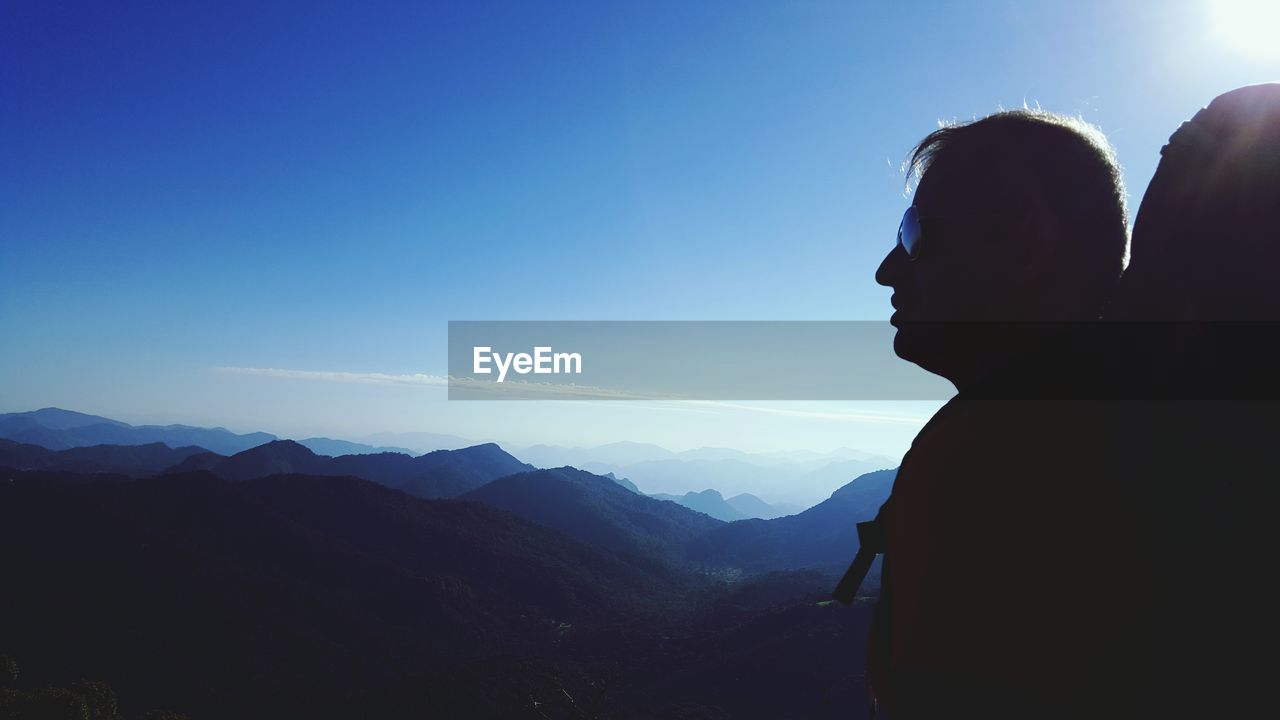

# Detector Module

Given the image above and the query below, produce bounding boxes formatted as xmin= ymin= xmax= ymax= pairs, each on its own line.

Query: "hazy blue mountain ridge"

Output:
xmin=461 ymin=466 xmax=727 ymax=565
xmin=686 ymin=468 xmax=898 ymax=578
xmin=0 ymin=437 xmax=211 ymax=476
xmin=0 ymin=408 xmax=276 ymax=454
xmin=164 ymin=439 xmax=533 ymax=499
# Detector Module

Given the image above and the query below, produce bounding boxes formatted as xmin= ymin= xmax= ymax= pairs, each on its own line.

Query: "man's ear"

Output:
xmin=1009 ymin=197 xmax=1062 ymax=286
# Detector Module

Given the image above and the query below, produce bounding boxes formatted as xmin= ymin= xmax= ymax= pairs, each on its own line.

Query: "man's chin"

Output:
xmin=891 ymin=323 xmax=943 ymax=374
xmin=891 ymin=323 xmax=919 ymax=363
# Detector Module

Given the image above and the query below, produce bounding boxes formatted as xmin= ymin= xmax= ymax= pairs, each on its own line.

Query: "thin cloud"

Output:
xmin=212 ymin=368 xmax=935 ymax=426
xmin=214 ymin=367 xmax=449 ymax=387
xmin=691 ymin=401 xmax=931 ymax=426
xmin=513 ymin=398 xmax=932 ymax=425
xmin=447 ymin=377 xmax=683 ymax=401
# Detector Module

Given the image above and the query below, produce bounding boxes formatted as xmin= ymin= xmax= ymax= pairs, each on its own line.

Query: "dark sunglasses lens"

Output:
xmin=899 ymin=206 xmax=922 ymax=258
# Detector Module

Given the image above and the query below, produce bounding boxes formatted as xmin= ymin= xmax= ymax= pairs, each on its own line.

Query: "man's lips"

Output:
xmin=889 ymin=294 xmax=916 ymax=324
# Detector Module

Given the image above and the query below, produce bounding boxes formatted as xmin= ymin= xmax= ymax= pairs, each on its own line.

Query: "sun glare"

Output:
xmin=1211 ymin=0 xmax=1280 ymax=61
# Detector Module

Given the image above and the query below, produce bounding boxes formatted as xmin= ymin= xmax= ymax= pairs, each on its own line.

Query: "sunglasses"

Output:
xmin=897 ymin=205 xmax=923 ymax=259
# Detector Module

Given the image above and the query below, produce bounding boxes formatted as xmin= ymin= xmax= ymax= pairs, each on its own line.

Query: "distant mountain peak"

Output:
xmin=3 ymin=407 xmax=130 ymax=430
xmin=297 ymin=437 xmax=418 ymax=457
xmin=242 ymin=438 xmax=315 ymax=455
xmin=602 ymin=471 xmax=641 ymax=494
xmin=660 ymin=488 xmax=743 ymax=521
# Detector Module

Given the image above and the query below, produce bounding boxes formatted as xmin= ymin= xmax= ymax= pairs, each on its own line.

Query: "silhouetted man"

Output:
xmin=848 ymin=110 xmax=1132 ymax=718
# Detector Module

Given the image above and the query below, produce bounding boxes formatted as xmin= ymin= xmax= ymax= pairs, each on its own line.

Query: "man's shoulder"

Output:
xmin=900 ymin=394 xmax=1105 ymax=490
xmin=908 ymin=393 xmax=1065 ymax=449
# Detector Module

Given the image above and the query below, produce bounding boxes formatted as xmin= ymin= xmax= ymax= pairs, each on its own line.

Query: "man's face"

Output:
xmin=875 ymin=162 xmax=1026 ymax=376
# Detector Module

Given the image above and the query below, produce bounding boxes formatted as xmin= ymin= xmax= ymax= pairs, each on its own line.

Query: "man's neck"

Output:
xmin=945 ymin=325 xmax=1084 ymax=396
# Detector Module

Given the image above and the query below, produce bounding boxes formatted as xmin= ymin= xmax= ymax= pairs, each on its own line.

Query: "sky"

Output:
xmin=2 ymin=0 xmax=1278 ymax=456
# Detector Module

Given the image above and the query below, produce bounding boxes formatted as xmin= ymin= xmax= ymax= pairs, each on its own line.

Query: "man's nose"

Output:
xmin=875 ymin=244 xmax=908 ymax=288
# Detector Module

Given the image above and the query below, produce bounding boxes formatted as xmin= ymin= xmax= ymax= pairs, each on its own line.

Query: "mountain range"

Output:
xmin=169 ymin=439 xmax=534 ymax=498
xmin=0 ymin=438 xmax=207 ymax=476
xmin=461 ymin=467 xmax=727 ymax=565
xmin=0 ymin=468 xmax=702 ymax=718
xmin=0 ymin=408 xmax=277 ymax=455
xmin=516 ymin=440 xmax=896 ymax=507
xmin=0 ymin=408 xmax=450 ymax=459
xmin=687 ymin=468 xmax=898 ymax=580
xmin=295 ymin=436 xmax=418 ymax=456
xmin=0 ymin=407 xmax=898 ymax=717
xmin=648 ymin=488 xmax=803 ymax=521
xmin=0 ymin=407 xmax=901 ymax=505
xmin=0 ymin=432 xmax=895 ymax=581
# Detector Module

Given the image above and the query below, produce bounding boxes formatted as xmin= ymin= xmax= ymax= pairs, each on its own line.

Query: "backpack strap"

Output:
xmin=832 ymin=510 xmax=887 ymax=604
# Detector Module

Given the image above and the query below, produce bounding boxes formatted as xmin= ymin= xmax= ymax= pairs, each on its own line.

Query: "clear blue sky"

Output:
xmin=2 ymin=1 xmax=1276 ymax=455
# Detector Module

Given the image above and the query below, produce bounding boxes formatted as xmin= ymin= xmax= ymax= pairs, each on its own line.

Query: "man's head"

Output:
xmin=875 ymin=109 xmax=1129 ymax=386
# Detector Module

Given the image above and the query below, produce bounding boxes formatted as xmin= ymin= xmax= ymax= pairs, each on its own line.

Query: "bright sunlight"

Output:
xmin=1211 ymin=0 xmax=1280 ymax=61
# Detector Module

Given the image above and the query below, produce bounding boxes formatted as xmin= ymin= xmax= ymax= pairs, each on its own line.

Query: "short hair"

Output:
xmin=907 ymin=109 xmax=1130 ymax=314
